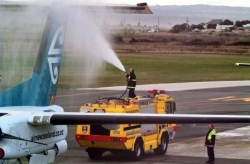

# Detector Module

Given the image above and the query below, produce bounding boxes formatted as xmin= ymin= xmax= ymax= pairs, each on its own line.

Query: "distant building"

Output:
xmin=204 ymin=19 xmax=223 ymax=29
xmin=243 ymin=24 xmax=250 ymax=29
xmin=216 ymin=24 xmax=234 ymax=31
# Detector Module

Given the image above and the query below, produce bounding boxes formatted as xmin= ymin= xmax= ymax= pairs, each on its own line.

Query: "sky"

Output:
xmin=4 ymin=0 xmax=250 ymax=7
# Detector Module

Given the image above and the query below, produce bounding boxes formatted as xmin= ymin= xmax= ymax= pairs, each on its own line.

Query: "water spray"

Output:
xmin=65 ymin=6 xmax=128 ymax=86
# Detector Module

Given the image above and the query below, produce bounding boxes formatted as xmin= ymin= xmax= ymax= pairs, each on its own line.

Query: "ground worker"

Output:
xmin=205 ymin=124 xmax=216 ymax=164
xmin=169 ymin=123 xmax=177 ymax=143
xmin=125 ymin=68 xmax=137 ymax=98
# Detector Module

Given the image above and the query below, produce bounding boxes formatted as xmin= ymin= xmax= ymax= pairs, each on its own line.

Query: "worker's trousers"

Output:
xmin=207 ymin=146 xmax=215 ymax=162
xmin=128 ymin=88 xmax=136 ymax=98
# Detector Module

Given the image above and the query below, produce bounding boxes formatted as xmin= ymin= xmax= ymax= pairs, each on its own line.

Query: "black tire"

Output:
xmin=87 ymin=148 xmax=104 ymax=160
xmin=109 ymin=149 xmax=119 ymax=154
xmin=154 ymin=133 xmax=169 ymax=155
xmin=133 ymin=139 xmax=143 ymax=160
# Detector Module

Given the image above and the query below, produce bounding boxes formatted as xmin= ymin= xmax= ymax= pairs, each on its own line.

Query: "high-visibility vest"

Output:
xmin=207 ymin=129 xmax=216 ymax=140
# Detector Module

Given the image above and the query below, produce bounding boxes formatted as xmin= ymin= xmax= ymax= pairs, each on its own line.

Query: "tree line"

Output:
xmin=171 ymin=19 xmax=250 ymax=33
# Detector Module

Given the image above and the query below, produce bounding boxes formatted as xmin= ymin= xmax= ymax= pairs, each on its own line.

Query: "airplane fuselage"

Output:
xmin=0 ymin=106 xmax=67 ymax=160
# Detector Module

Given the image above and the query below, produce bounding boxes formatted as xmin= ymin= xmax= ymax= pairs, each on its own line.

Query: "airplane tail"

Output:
xmin=0 ymin=4 xmax=67 ymax=106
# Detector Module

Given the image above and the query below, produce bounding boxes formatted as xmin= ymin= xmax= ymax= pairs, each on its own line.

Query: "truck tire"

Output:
xmin=87 ymin=148 xmax=104 ymax=160
xmin=110 ymin=149 xmax=124 ymax=155
xmin=154 ymin=133 xmax=169 ymax=155
xmin=133 ymin=139 xmax=143 ymax=160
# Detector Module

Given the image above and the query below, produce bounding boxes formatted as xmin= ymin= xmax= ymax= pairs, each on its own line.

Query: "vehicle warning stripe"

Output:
xmin=143 ymin=131 xmax=157 ymax=136
xmin=127 ymin=136 xmax=136 ymax=140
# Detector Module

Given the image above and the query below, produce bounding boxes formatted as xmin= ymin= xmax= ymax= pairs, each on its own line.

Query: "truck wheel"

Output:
xmin=110 ymin=149 xmax=119 ymax=154
xmin=154 ymin=133 xmax=169 ymax=155
xmin=87 ymin=148 xmax=104 ymax=160
xmin=133 ymin=140 xmax=143 ymax=160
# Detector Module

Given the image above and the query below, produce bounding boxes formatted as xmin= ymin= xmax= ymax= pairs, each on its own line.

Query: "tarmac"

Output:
xmin=168 ymin=125 xmax=250 ymax=160
xmin=92 ymin=81 xmax=250 ymax=162
xmin=54 ymin=81 xmax=250 ymax=163
xmin=90 ymin=80 xmax=250 ymax=91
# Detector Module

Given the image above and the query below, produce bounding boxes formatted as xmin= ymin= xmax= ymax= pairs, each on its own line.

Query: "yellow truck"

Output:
xmin=75 ymin=89 xmax=177 ymax=160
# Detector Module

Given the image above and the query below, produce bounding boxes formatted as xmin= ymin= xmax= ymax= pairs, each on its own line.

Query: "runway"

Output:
xmin=54 ymin=86 xmax=250 ymax=164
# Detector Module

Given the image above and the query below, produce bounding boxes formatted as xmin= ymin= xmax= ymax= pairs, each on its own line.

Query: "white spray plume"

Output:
xmin=65 ymin=5 xmax=125 ymax=85
xmin=1 ymin=1 xmax=126 ymax=89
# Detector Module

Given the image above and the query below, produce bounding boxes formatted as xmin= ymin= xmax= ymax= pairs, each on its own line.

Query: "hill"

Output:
xmin=113 ymin=5 xmax=250 ymax=29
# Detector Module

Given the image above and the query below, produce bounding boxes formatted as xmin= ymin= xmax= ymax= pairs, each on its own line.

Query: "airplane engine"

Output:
xmin=55 ymin=140 xmax=67 ymax=156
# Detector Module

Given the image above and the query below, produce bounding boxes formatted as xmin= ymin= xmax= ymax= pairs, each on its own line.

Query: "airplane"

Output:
xmin=235 ymin=63 xmax=250 ymax=66
xmin=1 ymin=2 xmax=250 ymax=164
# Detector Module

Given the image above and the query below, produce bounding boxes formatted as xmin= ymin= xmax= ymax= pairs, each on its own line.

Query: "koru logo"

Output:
xmin=48 ymin=26 xmax=64 ymax=85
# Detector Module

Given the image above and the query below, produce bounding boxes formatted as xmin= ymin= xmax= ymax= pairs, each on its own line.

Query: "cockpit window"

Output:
xmin=43 ymin=109 xmax=55 ymax=112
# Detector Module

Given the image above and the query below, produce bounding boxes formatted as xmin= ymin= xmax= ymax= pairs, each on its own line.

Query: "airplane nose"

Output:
xmin=0 ymin=148 xmax=4 ymax=159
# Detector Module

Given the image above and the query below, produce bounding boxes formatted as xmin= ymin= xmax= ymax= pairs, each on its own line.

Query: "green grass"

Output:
xmin=59 ymin=53 xmax=250 ymax=89
xmin=1 ymin=53 xmax=250 ymax=90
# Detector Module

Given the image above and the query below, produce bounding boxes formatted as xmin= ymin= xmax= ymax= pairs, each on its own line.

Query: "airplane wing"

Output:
xmin=1 ymin=3 xmax=153 ymax=14
xmin=27 ymin=112 xmax=250 ymax=125
xmin=81 ymin=3 xmax=153 ymax=14
xmin=235 ymin=63 xmax=250 ymax=66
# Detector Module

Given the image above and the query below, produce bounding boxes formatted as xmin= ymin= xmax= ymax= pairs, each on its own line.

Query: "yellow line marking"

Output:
xmin=222 ymin=98 xmax=241 ymax=101
xmin=209 ymin=96 xmax=250 ymax=102
xmin=243 ymin=98 xmax=250 ymax=102
xmin=209 ymin=96 xmax=235 ymax=101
